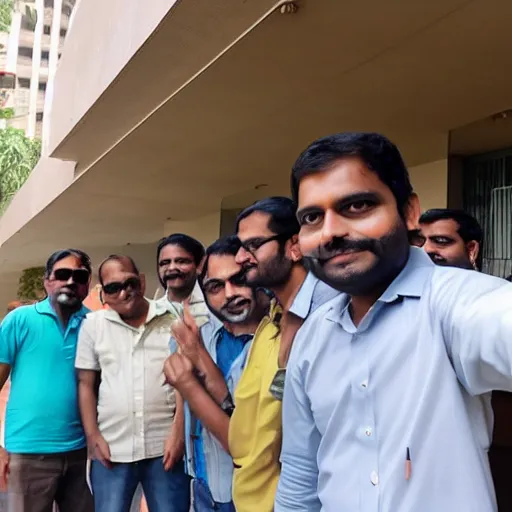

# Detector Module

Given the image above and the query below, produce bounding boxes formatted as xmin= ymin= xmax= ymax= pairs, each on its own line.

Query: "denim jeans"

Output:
xmin=192 ymin=479 xmax=235 ymax=512
xmin=90 ymin=457 xmax=190 ymax=512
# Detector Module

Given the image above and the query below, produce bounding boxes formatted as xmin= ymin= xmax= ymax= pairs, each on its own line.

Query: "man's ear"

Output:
xmin=404 ymin=193 xmax=421 ymax=231
xmin=286 ymin=234 xmax=303 ymax=263
xmin=139 ymin=273 xmax=147 ymax=295
xmin=197 ymin=255 xmax=206 ymax=275
xmin=466 ymin=241 xmax=480 ymax=269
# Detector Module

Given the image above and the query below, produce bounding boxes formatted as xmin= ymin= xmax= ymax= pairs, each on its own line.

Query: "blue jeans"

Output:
xmin=192 ymin=479 xmax=235 ymax=512
xmin=90 ymin=457 xmax=190 ymax=512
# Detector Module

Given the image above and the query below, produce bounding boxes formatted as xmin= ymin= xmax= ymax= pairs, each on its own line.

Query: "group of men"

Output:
xmin=0 ymin=131 xmax=510 ymax=512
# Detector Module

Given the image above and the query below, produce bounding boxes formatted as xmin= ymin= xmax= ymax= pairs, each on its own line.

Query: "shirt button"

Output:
xmin=370 ymin=471 xmax=379 ymax=486
xmin=361 ymin=380 xmax=368 ymax=389
xmin=365 ymin=427 xmax=373 ymax=437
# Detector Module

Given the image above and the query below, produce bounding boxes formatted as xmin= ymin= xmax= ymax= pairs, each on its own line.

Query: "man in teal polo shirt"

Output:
xmin=0 ymin=249 xmax=94 ymax=512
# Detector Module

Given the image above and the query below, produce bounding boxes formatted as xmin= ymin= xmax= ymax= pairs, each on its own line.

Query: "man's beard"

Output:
xmin=304 ymin=222 xmax=410 ymax=296
xmin=243 ymin=253 xmax=293 ymax=289
xmin=56 ymin=291 xmax=80 ymax=308
xmin=209 ymin=296 xmax=254 ymax=324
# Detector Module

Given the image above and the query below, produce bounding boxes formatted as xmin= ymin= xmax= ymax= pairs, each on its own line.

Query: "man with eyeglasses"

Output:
xmin=0 ymin=249 xmax=94 ymax=512
xmin=226 ymin=197 xmax=338 ymax=512
xmin=164 ymin=236 xmax=269 ymax=511
xmin=75 ymin=254 xmax=190 ymax=512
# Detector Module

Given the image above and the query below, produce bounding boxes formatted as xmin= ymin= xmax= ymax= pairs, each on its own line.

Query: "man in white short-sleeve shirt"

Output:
xmin=75 ymin=255 xmax=190 ymax=512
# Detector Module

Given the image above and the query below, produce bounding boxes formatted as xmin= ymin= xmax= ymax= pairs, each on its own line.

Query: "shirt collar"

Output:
xmin=289 ymin=272 xmax=318 ymax=319
xmin=103 ymin=298 xmax=163 ymax=328
xmin=189 ymin=281 xmax=205 ymax=305
xmin=35 ymin=297 xmax=90 ymax=319
xmin=378 ymin=247 xmax=434 ymax=303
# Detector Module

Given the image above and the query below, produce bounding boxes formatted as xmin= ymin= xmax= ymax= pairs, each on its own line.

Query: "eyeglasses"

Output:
xmin=102 ymin=277 xmax=141 ymax=296
xmin=202 ymin=271 xmax=247 ymax=295
xmin=239 ymin=234 xmax=289 ymax=255
xmin=53 ymin=268 xmax=90 ymax=285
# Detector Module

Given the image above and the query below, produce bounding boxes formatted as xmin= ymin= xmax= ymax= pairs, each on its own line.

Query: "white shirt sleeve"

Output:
xmin=75 ymin=318 xmax=100 ymax=371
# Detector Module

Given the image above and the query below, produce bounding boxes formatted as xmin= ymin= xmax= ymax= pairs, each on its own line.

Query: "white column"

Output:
xmin=5 ymin=8 xmax=21 ymax=74
xmin=27 ymin=0 xmax=44 ymax=139
xmin=42 ymin=0 xmax=62 ymax=153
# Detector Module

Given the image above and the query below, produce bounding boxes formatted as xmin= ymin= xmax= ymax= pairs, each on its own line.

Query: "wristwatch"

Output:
xmin=220 ymin=393 xmax=235 ymax=417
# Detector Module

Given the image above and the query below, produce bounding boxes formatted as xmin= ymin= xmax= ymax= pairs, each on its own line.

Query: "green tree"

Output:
xmin=0 ymin=0 xmax=13 ymax=32
xmin=0 ymin=127 xmax=41 ymax=211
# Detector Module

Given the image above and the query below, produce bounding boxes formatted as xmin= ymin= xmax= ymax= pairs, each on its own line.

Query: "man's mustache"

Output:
xmin=58 ymin=285 xmax=76 ymax=294
xmin=222 ymin=296 xmax=250 ymax=311
xmin=428 ymin=253 xmax=447 ymax=265
xmin=308 ymin=236 xmax=378 ymax=263
xmin=164 ymin=271 xmax=185 ymax=282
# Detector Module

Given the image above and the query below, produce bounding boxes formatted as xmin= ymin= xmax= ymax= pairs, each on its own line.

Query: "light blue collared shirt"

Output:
xmin=276 ymin=248 xmax=512 ymax=512
xmin=289 ymin=272 xmax=339 ymax=320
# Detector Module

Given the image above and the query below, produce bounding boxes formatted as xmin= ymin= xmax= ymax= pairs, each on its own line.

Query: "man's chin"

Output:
xmin=56 ymin=293 xmax=80 ymax=307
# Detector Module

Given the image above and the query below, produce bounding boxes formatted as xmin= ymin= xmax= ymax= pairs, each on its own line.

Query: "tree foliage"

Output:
xmin=0 ymin=0 xmax=13 ymax=32
xmin=18 ymin=266 xmax=45 ymax=301
xmin=0 ymin=127 xmax=41 ymax=211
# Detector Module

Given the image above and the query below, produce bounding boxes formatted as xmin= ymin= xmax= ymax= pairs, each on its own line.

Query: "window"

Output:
xmin=18 ymin=46 xmax=33 ymax=59
xmin=36 ymin=112 xmax=43 ymax=122
xmin=44 ymin=25 xmax=51 ymax=35
xmin=38 ymin=82 xmax=46 ymax=91
xmin=463 ymin=149 xmax=512 ymax=278
xmin=18 ymin=78 xmax=30 ymax=88
xmin=60 ymin=28 xmax=67 ymax=37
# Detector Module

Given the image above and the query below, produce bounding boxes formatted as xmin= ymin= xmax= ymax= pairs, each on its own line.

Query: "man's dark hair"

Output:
xmin=419 ymin=209 xmax=483 ymax=244
xmin=97 ymin=255 xmax=140 ymax=286
xmin=157 ymin=234 xmax=205 ymax=267
xmin=291 ymin=132 xmax=414 ymax=217
xmin=45 ymin=249 xmax=91 ymax=278
xmin=235 ymin=196 xmax=299 ymax=237
xmin=199 ymin=236 xmax=241 ymax=286
xmin=419 ymin=208 xmax=484 ymax=270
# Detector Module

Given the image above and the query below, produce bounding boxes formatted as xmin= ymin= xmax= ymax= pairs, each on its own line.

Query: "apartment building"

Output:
xmin=1 ymin=0 xmax=75 ymax=138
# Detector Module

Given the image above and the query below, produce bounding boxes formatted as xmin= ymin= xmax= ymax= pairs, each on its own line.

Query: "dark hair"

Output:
xmin=97 ymin=254 xmax=140 ymax=286
xmin=45 ymin=249 xmax=91 ymax=278
xmin=199 ymin=236 xmax=241 ymax=286
xmin=291 ymin=132 xmax=414 ymax=216
xmin=419 ymin=209 xmax=483 ymax=243
xmin=157 ymin=234 xmax=205 ymax=267
xmin=235 ymin=196 xmax=299 ymax=237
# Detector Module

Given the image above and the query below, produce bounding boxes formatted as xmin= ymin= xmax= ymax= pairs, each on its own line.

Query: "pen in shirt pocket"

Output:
xmin=405 ymin=447 xmax=412 ymax=481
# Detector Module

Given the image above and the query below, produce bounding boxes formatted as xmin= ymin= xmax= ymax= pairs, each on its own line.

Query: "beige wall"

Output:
xmin=49 ymin=0 xmax=178 ymax=153
xmin=409 ymin=159 xmax=448 ymax=213
xmin=163 ymin=212 xmax=221 ymax=248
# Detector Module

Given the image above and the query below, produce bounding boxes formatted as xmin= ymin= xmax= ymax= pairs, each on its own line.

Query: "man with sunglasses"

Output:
xmin=75 ymin=254 xmax=190 ymax=512
xmin=0 ymin=249 xmax=94 ymax=512
xmin=225 ymin=197 xmax=338 ymax=512
xmin=165 ymin=236 xmax=269 ymax=511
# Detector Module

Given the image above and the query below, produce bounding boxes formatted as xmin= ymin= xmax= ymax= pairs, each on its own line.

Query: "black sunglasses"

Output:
xmin=53 ymin=268 xmax=90 ymax=285
xmin=102 ymin=277 xmax=141 ymax=296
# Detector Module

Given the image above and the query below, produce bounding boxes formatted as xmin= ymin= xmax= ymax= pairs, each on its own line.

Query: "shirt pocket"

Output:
xmin=95 ymin=342 xmax=118 ymax=371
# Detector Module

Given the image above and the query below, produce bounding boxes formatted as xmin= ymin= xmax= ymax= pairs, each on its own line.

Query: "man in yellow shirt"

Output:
xmin=230 ymin=197 xmax=338 ymax=511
